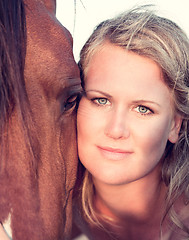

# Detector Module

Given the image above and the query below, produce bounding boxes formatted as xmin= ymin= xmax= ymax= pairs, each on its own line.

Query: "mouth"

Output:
xmin=97 ymin=146 xmax=133 ymax=161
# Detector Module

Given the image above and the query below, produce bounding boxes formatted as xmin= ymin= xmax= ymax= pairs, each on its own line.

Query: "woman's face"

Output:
xmin=77 ymin=43 xmax=182 ymax=186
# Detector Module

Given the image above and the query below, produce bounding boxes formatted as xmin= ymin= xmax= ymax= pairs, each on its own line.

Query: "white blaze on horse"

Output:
xmin=0 ymin=0 xmax=81 ymax=239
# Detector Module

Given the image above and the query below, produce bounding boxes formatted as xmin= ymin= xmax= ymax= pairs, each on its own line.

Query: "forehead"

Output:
xmin=86 ymin=43 xmax=164 ymax=84
xmin=86 ymin=43 xmax=174 ymax=103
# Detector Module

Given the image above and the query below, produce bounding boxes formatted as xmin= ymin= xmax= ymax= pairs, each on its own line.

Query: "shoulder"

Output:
xmin=179 ymin=200 xmax=189 ymax=226
xmin=162 ymin=195 xmax=189 ymax=239
xmin=176 ymin=194 xmax=189 ymax=222
xmin=72 ymin=200 xmax=92 ymax=239
xmin=169 ymin=196 xmax=189 ymax=239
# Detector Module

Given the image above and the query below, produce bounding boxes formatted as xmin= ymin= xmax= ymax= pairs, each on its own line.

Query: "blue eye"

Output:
xmin=138 ymin=106 xmax=148 ymax=113
xmin=97 ymin=98 xmax=108 ymax=105
xmin=91 ymin=97 xmax=109 ymax=106
xmin=137 ymin=105 xmax=152 ymax=115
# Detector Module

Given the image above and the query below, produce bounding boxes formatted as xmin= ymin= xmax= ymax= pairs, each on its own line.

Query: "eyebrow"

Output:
xmin=132 ymin=100 xmax=161 ymax=107
xmin=85 ymin=89 xmax=112 ymax=99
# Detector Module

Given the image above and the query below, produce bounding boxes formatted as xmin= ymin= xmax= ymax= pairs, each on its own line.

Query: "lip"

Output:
xmin=97 ymin=146 xmax=133 ymax=161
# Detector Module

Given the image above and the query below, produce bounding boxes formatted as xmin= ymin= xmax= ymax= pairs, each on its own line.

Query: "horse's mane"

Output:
xmin=0 ymin=1 xmax=43 ymax=238
xmin=0 ymin=0 xmax=26 ymax=128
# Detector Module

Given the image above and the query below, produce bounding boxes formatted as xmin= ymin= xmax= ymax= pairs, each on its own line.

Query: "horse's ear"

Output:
xmin=42 ymin=0 xmax=56 ymax=14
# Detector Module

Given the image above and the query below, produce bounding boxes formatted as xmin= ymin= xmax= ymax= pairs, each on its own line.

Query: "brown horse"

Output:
xmin=0 ymin=0 xmax=81 ymax=239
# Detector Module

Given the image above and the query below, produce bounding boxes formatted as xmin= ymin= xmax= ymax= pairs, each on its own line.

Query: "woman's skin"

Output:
xmin=77 ymin=42 xmax=183 ymax=239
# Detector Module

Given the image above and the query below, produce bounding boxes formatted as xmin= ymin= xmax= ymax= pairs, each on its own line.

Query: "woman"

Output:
xmin=74 ymin=6 xmax=189 ymax=240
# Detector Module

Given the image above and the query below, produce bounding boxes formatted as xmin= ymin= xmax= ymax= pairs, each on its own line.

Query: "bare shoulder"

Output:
xmin=179 ymin=200 xmax=189 ymax=224
xmin=165 ymin=196 xmax=189 ymax=240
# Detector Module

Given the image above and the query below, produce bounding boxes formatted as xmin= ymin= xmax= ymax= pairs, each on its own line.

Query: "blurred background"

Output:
xmin=56 ymin=0 xmax=189 ymax=62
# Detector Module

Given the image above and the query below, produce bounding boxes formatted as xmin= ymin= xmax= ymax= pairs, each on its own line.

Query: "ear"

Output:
xmin=168 ymin=114 xmax=183 ymax=143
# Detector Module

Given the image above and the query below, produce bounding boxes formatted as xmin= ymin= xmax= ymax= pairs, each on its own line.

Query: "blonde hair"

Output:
xmin=78 ymin=5 xmax=189 ymax=236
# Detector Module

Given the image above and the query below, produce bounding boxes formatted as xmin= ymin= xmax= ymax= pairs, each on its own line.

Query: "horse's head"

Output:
xmin=0 ymin=0 xmax=81 ymax=239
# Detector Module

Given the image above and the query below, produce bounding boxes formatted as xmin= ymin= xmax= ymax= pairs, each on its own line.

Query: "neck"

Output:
xmin=93 ymin=173 xmax=167 ymax=225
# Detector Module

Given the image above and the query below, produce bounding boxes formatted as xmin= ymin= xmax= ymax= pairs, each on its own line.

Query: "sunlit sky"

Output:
xmin=56 ymin=0 xmax=189 ymax=61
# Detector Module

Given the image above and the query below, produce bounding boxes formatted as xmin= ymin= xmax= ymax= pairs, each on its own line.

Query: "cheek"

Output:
xmin=77 ymin=101 xmax=95 ymax=146
xmin=135 ymin=118 xmax=171 ymax=157
xmin=77 ymin=104 xmax=92 ymax=168
xmin=77 ymin=100 xmax=105 ymax=167
xmin=77 ymin=100 xmax=104 ymax=137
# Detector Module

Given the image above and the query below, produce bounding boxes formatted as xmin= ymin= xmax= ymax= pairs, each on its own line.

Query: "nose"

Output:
xmin=105 ymin=108 xmax=130 ymax=140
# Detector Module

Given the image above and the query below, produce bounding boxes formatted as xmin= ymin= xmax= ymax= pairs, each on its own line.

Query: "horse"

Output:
xmin=0 ymin=0 xmax=81 ymax=239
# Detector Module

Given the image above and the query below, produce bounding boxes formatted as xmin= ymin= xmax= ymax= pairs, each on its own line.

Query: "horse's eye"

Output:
xmin=63 ymin=95 xmax=78 ymax=112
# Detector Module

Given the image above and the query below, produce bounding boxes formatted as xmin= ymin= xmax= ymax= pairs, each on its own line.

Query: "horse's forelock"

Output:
xmin=0 ymin=0 xmax=26 ymax=128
